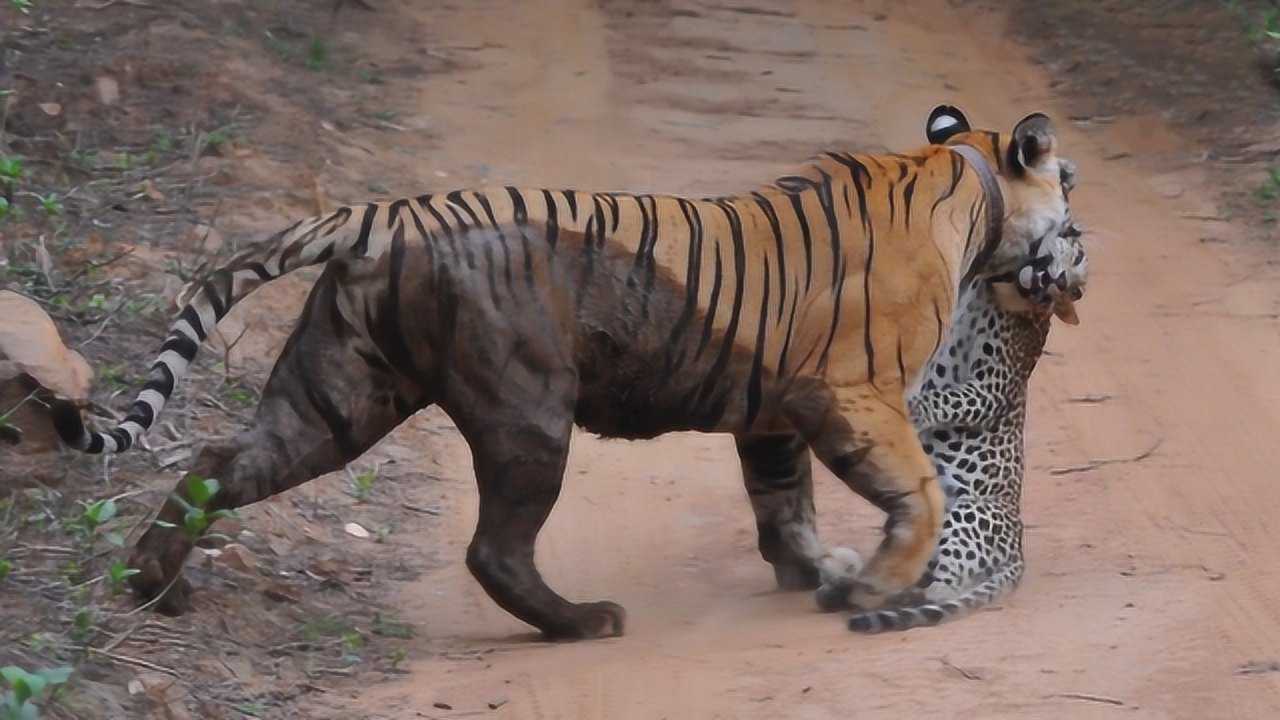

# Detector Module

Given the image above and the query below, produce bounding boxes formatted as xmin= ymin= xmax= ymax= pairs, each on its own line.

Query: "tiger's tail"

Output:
xmin=847 ymin=559 xmax=1024 ymax=634
xmin=52 ymin=204 xmax=383 ymax=454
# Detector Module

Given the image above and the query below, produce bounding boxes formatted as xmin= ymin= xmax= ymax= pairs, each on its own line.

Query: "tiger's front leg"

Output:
xmin=735 ymin=433 xmax=862 ymax=591
xmin=785 ymin=380 xmax=945 ymax=612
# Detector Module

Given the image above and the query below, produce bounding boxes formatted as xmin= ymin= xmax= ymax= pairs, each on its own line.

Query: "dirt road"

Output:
xmin=283 ymin=1 xmax=1280 ymax=717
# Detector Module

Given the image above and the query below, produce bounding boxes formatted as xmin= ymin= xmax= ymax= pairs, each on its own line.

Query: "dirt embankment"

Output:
xmin=3 ymin=0 xmax=1280 ymax=719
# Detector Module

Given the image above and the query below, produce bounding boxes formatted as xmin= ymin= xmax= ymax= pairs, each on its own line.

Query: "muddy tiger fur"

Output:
xmin=50 ymin=106 xmax=1078 ymax=639
xmin=845 ymin=223 xmax=1088 ymax=633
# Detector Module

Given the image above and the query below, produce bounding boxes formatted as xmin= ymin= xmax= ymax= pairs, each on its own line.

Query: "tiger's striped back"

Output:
xmin=54 ymin=144 xmax=1001 ymax=455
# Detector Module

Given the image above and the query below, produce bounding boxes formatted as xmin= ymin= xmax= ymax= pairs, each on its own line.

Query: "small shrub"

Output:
xmin=1 ymin=666 xmax=72 ymax=720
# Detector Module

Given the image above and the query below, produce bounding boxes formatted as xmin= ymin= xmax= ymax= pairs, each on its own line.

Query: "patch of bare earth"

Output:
xmin=1 ymin=1 xmax=457 ymax=717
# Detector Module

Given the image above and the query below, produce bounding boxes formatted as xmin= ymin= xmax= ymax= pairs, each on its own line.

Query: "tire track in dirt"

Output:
xmin=294 ymin=1 xmax=1280 ymax=717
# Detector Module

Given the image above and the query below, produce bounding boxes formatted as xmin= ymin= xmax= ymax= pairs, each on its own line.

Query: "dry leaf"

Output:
xmin=0 ymin=291 xmax=94 ymax=400
xmin=141 ymin=179 xmax=165 ymax=202
xmin=343 ymin=522 xmax=370 ymax=539
xmin=38 ymin=102 xmax=62 ymax=117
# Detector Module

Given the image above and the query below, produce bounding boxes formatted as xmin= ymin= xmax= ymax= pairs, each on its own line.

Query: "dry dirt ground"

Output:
xmin=3 ymin=0 xmax=1280 ymax=718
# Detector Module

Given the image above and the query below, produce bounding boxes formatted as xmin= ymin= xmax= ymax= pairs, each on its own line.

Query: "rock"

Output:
xmin=343 ymin=522 xmax=370 ymax=539
xmin=218 ymin=543 xmax=257 ymax=573
xmin=94 ymin=76 xmax=120 ymax=106
xmin=262 ymin=582 xmax=300 ymax=604
xmin=0 ymin=291 xmax=94 ymax=400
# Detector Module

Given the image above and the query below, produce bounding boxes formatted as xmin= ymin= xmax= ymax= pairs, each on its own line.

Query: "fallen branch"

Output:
xmin=1045 ymin=692 xmax=1125 ymax=706
xmin=1049 ymin=439 xmax=1162 ymax=476
xmin=87 ymin=647 xmax=178 ymax=677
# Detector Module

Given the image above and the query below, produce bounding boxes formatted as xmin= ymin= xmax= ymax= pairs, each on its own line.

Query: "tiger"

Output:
xmin=49 ymin=105 xmax=1079 ymax=640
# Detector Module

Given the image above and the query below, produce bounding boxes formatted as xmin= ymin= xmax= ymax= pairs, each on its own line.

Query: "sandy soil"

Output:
xmin=7 ymin=0 xmax=1280 ymax=717
xmin=279 ymin=0 xmax=1280 ymax=718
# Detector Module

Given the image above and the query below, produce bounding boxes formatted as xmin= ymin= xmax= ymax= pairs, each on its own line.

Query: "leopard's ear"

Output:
xmin=926 ymin=105 xmax=970 ymax=145
xmin=1008 ymin=113 xmax=1057 ymax=174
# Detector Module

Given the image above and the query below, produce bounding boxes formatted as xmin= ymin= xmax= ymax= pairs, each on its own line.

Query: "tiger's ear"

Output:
xmin=1009 ymin=113 xmax=1057 ymax=173
xmin=926 ymin=105 xmax=970 ymax=145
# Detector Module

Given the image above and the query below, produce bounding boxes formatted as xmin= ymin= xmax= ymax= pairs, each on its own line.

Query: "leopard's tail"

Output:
xmin=847 ymin=558 xmax=1024 ymax=634
xmin=52 ymin=204 xmax=395 ymax=454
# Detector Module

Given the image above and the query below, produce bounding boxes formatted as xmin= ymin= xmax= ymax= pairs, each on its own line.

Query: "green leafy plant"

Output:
xmin=0 ymin=157 xmax=22 ymax=188
xmin=156 ymin=475 xmax=236 ymax=541
xmin=1 ymin=666 xmax=71 ymax=720
xmin=103 ymin=560 xmax=139 ymax=595
xmin=0 ymin=198 xmax=10 ymax=222
xmin=33 ymin=194 xmax=61 ymax=217
xmin=349 ymin=469 xmax=377 ymax=500
xmin=69 ymin=607 xmax=94 ymax=643
xmin=0 ymin=558 xmax=11 ymax=582
xmin=1256 ymin=167 xmax=1280 ymax=204
xmin=371 ymin=613 xmax=414 ymax=639
xmin=384 ymin=647 xmax=407 ymax=671
xmin=305 ymin=37 xmax=331 ymax=71
xmin=75 ymin=498 xmax=116 ymax=537
xmin=8 ymin=0 xmax=34 ymax=15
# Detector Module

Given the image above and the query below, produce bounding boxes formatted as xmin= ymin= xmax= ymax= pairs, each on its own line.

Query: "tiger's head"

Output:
xmin=925 ymin=105 xmax=1077 ymax=283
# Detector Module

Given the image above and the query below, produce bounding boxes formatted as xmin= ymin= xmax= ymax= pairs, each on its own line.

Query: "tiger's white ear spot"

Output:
xmin=930 ymin=115 xmax=959 ymax=134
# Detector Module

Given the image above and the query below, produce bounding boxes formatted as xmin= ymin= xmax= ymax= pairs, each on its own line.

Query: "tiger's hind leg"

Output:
xmin=128 ymin=265 xmax=428 ymax=614
xmin=735 ymin=433 xmax=862 ymax=591
xmin=443 ymin=368 xmax=625 ymax=641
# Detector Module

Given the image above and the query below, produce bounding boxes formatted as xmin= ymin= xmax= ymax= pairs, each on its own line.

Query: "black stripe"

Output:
xmin=695 ymin=241 xmax=724 ymax=359
xmin=353 ymin=203 xmax=378 ymax=256
xmin=896 ymin=338 xmax=907 ymax=383
xmin=447 ymin=190 xmax=482 ymax=228
xmin=576 ymin=211 xmax=598 ymax=310
xmin=87 ymin=433 xmax=105 ymax=453
xmin=776 ymin=284 xmax=799 ymax=378
xmin=817 ymin=257 xmax=847 ymax=374
xmin=630 ymin=194 xmax=652 ymax=283
xmin=506 ymin=187 xmax=528 ymax=225
xmin=744 ymin=254 xmax=771 ymax=430
xmin=561 ymin=190 xmax=578 ymax=222
xmin=752 ymin=192 xmax=787 ymax=324
xmin=695 ymin=201 xmax=748 ymax=411
xmin=419 ymin=196 xmax=454 ymax=243
xmin=322 ymin=207 xmax=352 ymax=235
xmin=125 ymin=401 xmax=154 ymax=429
xmin=931 ymin=300 xmax=944 ymax=360
xmin=201 ymin=280 xmax=227 ymax=321
xmin=244 ymin=262 xmax=274 ymax=282
xmin=862 ymin=223 xmax=876 ymax=385
xmin=601 ymin=193 xmax=621 ymax=233
xmin=902 ymin=174 xmax=918 ymax=232
xmin=786 ymin=193 xmax=813 ymax=292
xmin=931 ymin=153 xmax=964 ymax=218
xmin=482 ymin=243 xmax=501 ymax=308
xmin=177 ymin=305 xmax=207 ymax=341
xmin=109 ymin=428 xmax=132 ymax=451
xmin=403 ymin=200 xmax=431 ymax=242
xmin=475 ymin=192 xmax=513 ymax=293
xmin=161 ymin=333 xmax=199 ymax=361
xmin=541 ymin=189 xmax=559 ymax=249
xmin=816 ymin=170 xmax=841 ymax=288
xmin=663 ymin=199 xmax=703 ymax=374
xmin=145 ymin=362 xmax=176 ymax=398
xmin=387 ymin=198 xmax=411 ymax=229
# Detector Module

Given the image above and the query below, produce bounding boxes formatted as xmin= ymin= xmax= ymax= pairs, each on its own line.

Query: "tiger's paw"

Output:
xmin=543 ymin=601 xmax=627 ymax=641
xmin=127 ymin=554 xmax=193 ymax=616
xmin=813 ymin=547 xmax=864 ymax=612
